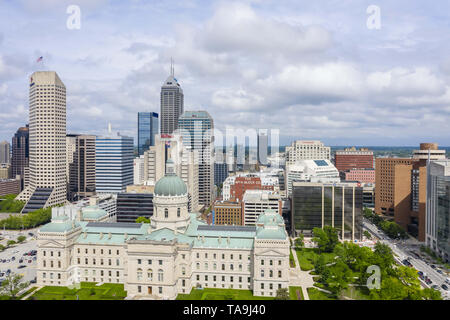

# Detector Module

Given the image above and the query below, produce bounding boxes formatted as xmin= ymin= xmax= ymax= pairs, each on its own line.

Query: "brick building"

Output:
xmin=334 ymin=147 xmax=373 ymax=171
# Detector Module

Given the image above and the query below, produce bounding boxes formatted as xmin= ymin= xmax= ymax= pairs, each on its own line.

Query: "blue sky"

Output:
xmin=0 ymin=0 xmax=449 ymax=146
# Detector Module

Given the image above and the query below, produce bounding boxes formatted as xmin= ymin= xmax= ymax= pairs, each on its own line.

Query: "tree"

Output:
xmin=313 ymin=226 xmax=339 ymax=253
xmin=6 ymin=240 xmax=16 ymax=247
xmin=17 ymin=235 xmax=26 ymax=243
xmin=135 ymin=217 xmax=150 ymax=224
xmin=0 ymin=244 xmax=5 ymax=252
xmin=372 ymin=242 xmax=395 ymax=275
xmin=295 ymin=234 xmax=304 ymax=248
xmin=363 ymin=231 xmax=372 ymax=239
xmin=421 ymin=288 xmax=442 ymax=300
xmin=0 ymin=273 xmax=29 ymax=299
xmin=274 ymin=288 xmax=290 ymax=300
xmin=325 ymin=261 xmax=352 ymax=296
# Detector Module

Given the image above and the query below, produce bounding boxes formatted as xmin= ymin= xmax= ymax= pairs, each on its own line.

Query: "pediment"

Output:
xmin=40 ymin=240 xmax=65 ymax=248
xmin=257 ymin=249 xmax=284 ymax=256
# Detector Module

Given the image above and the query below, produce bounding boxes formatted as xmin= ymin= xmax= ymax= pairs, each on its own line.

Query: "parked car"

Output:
xmin=0 ymin=272 xmax=5 ymax=277
xmin=431 ymin=265 xmax=436 ymax=269
xmin=441 ymin=284 xmax=448 ymax=291
xmin=27 ymin=260 xmax=32 ymax=263
xmin=30 ymin=278 xmax=36 ymax=284
xmin=17 ymin=265 xmax=26 ymax=269
xmin=11 ymin=256 xmax=15 ymax=261
xmin=431 ymin=285 xmax=439 ymax=289
xmin=437 ymin=269 xmax=443 ymax=274
xmin=19 ymin=259 xmax=23 ymax=263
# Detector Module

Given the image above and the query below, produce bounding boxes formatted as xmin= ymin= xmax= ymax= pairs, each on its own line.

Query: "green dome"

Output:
xmin=154 ymin=173 xmax=187 ymax=196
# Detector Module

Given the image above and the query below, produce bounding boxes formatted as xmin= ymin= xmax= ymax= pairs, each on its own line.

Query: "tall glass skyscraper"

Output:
xmin=137 ymin=112 xmax=159 ymax=156
xmin=160 ymin=69 xmax=184 ymax=135
xmin=96 ymin=132 xmax=134 ymax=194
xmin=178 ymin=111 xmax=214 ymax=206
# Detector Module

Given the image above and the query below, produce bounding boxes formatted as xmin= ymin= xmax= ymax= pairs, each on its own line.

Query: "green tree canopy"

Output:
xmin=274 ymin=288 xmax=290 ymax=300
xmin=135 ymin=217 xmax=150 ymax=224
xmin=0 ymin=273 xmax=29 ymax=299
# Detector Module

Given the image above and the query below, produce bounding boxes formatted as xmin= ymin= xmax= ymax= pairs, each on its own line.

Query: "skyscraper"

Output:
xmin=285 ymin=140 xmax=331 ymax=166
xmin=16 ymin=71 xmax=67 ymax=212
xmin=137 ymin=112 xmax=159 ymax=156
xmin=178 ymin=111 xmax=214 ymax=207
xmin=257 ymin=130 xmax=268 ymax=165
xmin=95 ymin=128 xmax=134 ymax=194
xmin=160 ymin=67 xmax=184 ymax=135
xmin=11 ymin=125 xmax=29 ymax=183
xmin=67 ymin=134 xmax=96 ymax=201
xmin=0 ymin=141 xmax=10 ymax=164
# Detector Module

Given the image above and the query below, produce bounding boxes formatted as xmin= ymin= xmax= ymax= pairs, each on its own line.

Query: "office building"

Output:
xmin=67 ymin=134 xmax=96 ymax=201
xmin=334 ymin=147 xmax=374 ymax=172
xmin=286 ymin=159 xmax=340 ymax=197
xmin=257 ymin=130 xmax=268 ymax=165
xmin=375 ymin=143 xmax=446 ymax=241
xmin=36 ymin=167 xmax=290 ymax=299
xmin=11 ymin=125 xmax=29 ymax=188
xmin=95 ymin=128 xmax=134 ymax=194
xmin=160 ymin=68 xmax=184 ymax=135
xmin=340 ymin=168 xmax=375 ymax=184
xmin=134 ymin=155 xmax=145 ymax=185
xmin=16 ymin=71 xmax=67 ymax=213
xmin=0 ymin=141 xmax=10 ymax=164
xmin=143 ymin=134 xmax=199 ymax=212
xmin=291 ymin=181 xmax=363 ymax=241
xmin=178 ymin=111 xmax=214 ymax=207
xmin=362 ymin=184 xmax=375 ymax=208
xmin=213 ymin=200 xmax=243 ymax=225
xmin=214 ymin=162 xmax=228 ymax=186
xmin=285 ymin=140 xmax=330 ymax=166
xmin=242 ymin=190 xmax=282 ymax=226
xmin=0 ymin=178 xmax=21 ymax=197
xmin=0 ymin=163 xmax=11 ymax=179
xmin=138 ymin=112 xmax=159 ymax=156
xmin=426 ymin=160 xmax=450 ymax=262
xmin=116 ymin=192 xmax=154 ymax=223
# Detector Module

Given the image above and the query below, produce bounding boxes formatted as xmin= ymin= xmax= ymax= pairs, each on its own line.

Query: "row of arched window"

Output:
xmin=137 ymin=269 xmax=164 ymax=282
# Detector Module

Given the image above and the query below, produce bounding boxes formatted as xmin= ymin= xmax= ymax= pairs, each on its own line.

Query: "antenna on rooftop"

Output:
xmin=170 ymin=57 xmax=174 ymax=77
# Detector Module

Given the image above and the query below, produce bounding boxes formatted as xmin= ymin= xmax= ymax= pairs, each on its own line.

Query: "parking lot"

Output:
xmin=0 ymin=230 xmax=38 ymax=286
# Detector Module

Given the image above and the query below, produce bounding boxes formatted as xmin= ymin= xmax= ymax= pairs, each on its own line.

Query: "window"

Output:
xmin=278 ymin=270 xmax=282 ymax=278
xmin=204 ymin=263 xmax=208 ymax=270
xmin=181 ymin=267 xmax=186 ymax=276
xmin=261 ymin=270 xmax=264 ymax=277
xmin=159 ymin=287 xmax=162 ymax=294
xmin=270 ymin=260 xmax=273 ymax=266
xmin=177 ymin=208 xmax=180 ymax=217
xmin=148 ymin=269 xmax=153 ymax=281
xmin=196 ymin=263 xmax=200 ymax=270
xmin=148 ymin=260 xmax=152 ymax=265
xmin=230 ymin=264 xmax=234 ymax=271
xmin=164 ymin=208 xmax=168 ymax=218
xmin=278 ymin=260 xmax=282 ymax=266
xmin=138 ymin=286 xmax=141 ymax=293
xmin=138 ymin=259 xmax=142 ymax=264
xmin=269 ymin=283 xmax=273 ymax=290
xmin=159 ymin=260 xmax=162 ymax=265
xmin=221 ymin=264 xmax=225 ymax=271
xmin=137 ymin=269 xmax=143 ymax=281
xmin=213 ymin=263 xmax=217 ymax=270
xmin=261 ymin=283 xmax=264 ymax=289
xmin=269 ymin=270 xmax=273 ymax=278
xmin=158 ymin=270 xmax=163 ymax=282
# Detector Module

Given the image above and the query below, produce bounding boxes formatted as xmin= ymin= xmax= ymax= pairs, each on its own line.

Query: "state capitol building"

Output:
xmin=36 ymin=160 xmax=290 ymax=299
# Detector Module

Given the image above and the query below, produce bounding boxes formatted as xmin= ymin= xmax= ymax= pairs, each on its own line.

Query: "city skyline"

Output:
xmin=1 ymin=1 xmax=449 ymax=146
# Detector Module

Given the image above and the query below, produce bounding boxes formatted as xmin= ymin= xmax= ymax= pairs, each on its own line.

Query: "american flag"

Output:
xmin=36 ymin=56 xmax=43 ymax=63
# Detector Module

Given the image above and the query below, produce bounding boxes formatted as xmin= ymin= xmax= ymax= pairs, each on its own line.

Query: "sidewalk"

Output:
xmin=289 ymin=246 xmax=314 ymax=300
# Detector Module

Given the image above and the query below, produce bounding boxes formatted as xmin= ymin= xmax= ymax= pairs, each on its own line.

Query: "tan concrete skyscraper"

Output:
xmin=17 ymin=71 xmax=67 ymax=212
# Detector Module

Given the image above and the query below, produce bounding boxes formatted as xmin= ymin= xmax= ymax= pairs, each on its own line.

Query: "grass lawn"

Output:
xmin=289 ymin=250 xmax=296 ymax=267
xmin=289 ymin=286 xmax=304 ymax=300
xmin=295 ymin=248 xmax=337 ymax=271
xmin=307 ymin=287 xmax=336 ymax=300
xmin=28 ymin=282 xmax=127 ymax=300
xmin=18 ymin=287 xmax=38 ymax=299
xmin=176 ymin=288 xmax=274 ymax=300
xmin=341 ymin=286 xmax=370 ymax=300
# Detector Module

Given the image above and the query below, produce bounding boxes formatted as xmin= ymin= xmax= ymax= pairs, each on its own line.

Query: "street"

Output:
xmin=363 ymin=218 xmax=449 ymax=300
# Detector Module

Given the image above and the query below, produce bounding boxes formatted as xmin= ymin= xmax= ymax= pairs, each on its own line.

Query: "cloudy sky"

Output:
xmin=0 ymin=0 xmax=449 ymax=146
